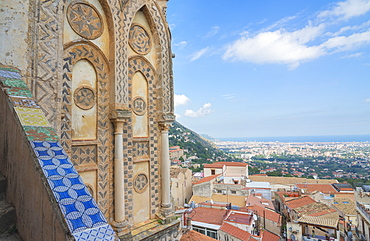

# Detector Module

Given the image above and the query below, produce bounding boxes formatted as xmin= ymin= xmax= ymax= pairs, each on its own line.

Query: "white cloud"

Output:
xmin=175 ymin=113 xmax=181 ymax=119
xmin=321 ymin=30 xmax=370 ymax=52
xmin=174 ymin=94 xmax=190 ymax=107
xmin=341 ymin=52 xmax=363 ymax=58
xmin=223 ymin=25 xmax=325 ymax=69
xmin=364 ymin=99 xmax=370 ymax=102
xmin=319 ymin=0 xmax=370 ymax=20
xmin=189 ymin=47 xmax=209 ymax=62
xmin=173 ymin=41 xmax=188 ymax=48
xmin=222 ymin=94 xmax=236 ymax=99
xmin=184 ymin=103 xmax=212 ymax=118
xmin=205 ymin=26 xmax=220 ymax=38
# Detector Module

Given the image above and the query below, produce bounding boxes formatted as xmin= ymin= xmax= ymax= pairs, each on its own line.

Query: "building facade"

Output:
xmin=1 ymin=0 xmax=178 ymax=239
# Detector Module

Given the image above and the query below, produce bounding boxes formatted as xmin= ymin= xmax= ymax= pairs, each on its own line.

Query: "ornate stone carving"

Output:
xmin=132 ymin=97 xmax=146 ymax=116
xmin=133 ymin=141 xmax=149 ymax=158
xmin=62 ymin=42 xmax=111 ymax=216
xmin=134 ymin=173 xmax=148 ymax=194
xmin=67 ymin=1 xmax=104 ymax=40
xmin=74 ymin=85 xmax=95 ymax=110
xmin=129 ymin=24 xmax=152 ymax=55
xmin=71 ymin=145 xmax=97 ymax=165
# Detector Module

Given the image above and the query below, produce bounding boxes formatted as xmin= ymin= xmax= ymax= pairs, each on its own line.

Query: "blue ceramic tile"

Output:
xmin=0 ymin=69 xmax=21 ymax=79
xmin=31 ymin=141 xmax=68 ymax=160
xmin=47 ymin=174 xmax=89 ymax=202
xmin=39 ymin=157 xmax=77 ymax=178
xmin=29 ymin=140 xmax=114 ymax=236
xmin=73 ymin=224 xmax=117 ymax=241
xmin=59 ymin=196 xmax=107 ymax=233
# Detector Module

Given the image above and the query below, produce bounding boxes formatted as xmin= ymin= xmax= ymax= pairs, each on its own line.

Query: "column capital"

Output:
xmin=110 ymin=109 xmax=131 ymax=123
xmin=158 ymin=113 xmax=176 ymax=123
xmin=158 ymin=122 xmax=171 ymax=132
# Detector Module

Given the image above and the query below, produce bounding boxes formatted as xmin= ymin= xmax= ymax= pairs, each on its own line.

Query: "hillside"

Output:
xmin=169 ymin=121 xmax=242 ymax=164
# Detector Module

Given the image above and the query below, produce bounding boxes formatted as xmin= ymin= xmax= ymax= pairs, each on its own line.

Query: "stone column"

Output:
xmin=111 ymin=110 xmax=131 ymax=231
xmin=159 ymin=123 xmax=172 ymax=215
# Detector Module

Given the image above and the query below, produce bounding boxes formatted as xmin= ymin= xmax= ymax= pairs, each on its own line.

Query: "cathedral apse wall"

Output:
xmin=0 ymin=0 xmax=175 ymax=235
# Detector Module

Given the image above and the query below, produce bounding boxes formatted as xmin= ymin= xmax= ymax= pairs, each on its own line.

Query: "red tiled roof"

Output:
xmin=193 ymin=174 xmax=220 ymax=185
xmin=261 ymin=230 xmax=280 ymax=241
xmin=226 ymin=212 xmax=253 ymax=225
xmin=204 ymin=162 xmax=248 ymax=168
xmin=285 ymin=196 xmax=316 ymax=209
xmin=309 ymin=209 xmax=337 ymax=217
xmin=246 ymin=194 xmax=275 ymax=210
xmin=247 ymin=205 xmax=281 ymax=224
xmin=180 ymin=230 xmax=218 ymax=241
xmin=219 ymin=222 xmax=251 ymax=241
xmin=295 ymin=183 xmax=337 ymax=194
xmin=191 ymin=207 xmax=228 ymax=225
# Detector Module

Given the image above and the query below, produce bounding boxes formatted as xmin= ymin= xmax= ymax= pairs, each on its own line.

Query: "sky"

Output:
xmin=166 ymin=0 xmax=370 ymax=139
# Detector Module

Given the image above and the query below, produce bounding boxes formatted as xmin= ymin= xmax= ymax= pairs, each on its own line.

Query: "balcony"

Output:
xmin=356 ymin=201 xmax=370 ymax=223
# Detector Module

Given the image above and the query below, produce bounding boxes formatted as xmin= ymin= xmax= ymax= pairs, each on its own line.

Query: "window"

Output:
xmin=231 ymin=190 xmax=236 ymax=194
xmin=193 ymin=226 xmax=217 ymax=239
xmin=211 ymin=169 xmax=216 ymax=175
xmin=217 ymin=190 xmax=222 ymax=193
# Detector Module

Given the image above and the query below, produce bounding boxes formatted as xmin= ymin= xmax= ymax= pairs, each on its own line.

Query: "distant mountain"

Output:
xmin=169 ymin=121 xmax=241 ymax=163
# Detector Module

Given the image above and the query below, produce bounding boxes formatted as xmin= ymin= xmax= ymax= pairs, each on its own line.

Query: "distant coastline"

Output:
xmin=218 ymin=134 xmax=370 ymax=143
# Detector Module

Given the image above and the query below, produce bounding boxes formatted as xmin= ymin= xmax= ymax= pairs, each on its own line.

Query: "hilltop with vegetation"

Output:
xmin=168 ymin=121 xmax=243 ymax=171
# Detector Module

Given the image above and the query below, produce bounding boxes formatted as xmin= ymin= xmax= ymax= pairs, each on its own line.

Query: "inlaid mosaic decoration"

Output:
xmin=132 ymin=96 xmax=146 ymax=116
xmin=67 ymin=2 xmax=104 ymax=40
xmin=74 ymin=85 xmax=96 ymax=110
xmin=134 ymin=173 xmax=148 ymax=194
xmin=128 ymin=24 xmax=151 ymax=55
xmin=0 ymin=66 xmax=117 ymax=240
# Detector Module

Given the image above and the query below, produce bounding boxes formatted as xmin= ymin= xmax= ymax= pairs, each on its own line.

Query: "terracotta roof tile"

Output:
xmin=298 ymin=215 xmax=339 ymax=229
xmin=262 ymin=230 xmax=280 ymax=241
xmin=191 ymin=207 xmax=228 ymax=225
xmin=293 ymin=200 xmax=338 ymax=217
xmin=180 ymin=230 xmax=217 ymax=241
xmin=220 ymin=222 xmax=251 ymax=241
xmin=246 ymin=194 xmax=275 ymax=210
xmin=247 ymin=205 xmax=281 ymax=224
xmin=295 ymin=183 xmax=337 ymax=194
xmin=285 ymin=196 xmax=316 ymax=209
xmin=193 ymin=174 xmax=220 ymax=185
xmin=332 ymin=197 xmax=356 ymax=215
xmin=225 ymin=212 xmax=253 ymax=225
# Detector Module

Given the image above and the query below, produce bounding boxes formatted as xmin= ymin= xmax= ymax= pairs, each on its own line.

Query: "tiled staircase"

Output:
xmin=0 ymin=174 xmax=21 ymax=240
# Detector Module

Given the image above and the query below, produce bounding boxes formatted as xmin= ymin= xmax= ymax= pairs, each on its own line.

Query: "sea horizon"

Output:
xmin=217 ymin=134 xmax=370 ymax=143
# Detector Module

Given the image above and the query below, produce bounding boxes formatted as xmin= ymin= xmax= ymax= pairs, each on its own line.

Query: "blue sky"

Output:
xmin=167 ymin=0 xmax=370 ymax=139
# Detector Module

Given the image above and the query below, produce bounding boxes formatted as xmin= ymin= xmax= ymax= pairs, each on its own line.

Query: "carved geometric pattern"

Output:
xmin=134 ymin=173 xmax=148 ymax=194
xmin=129 ymin=24 xmax=151 ymax=55
xmin=67 ymin=2 xmax=104 ymax=40
xmin=150 ymin=3 xmax=173 ymax=114
xmin=71 ymin=145 xmax=97 ymax=165
xmin=15 ymin=107 xmax=51 ymax=127
xmin=32 ymin=0 xmax=64 ymax=130
xmin=133 ymin=141 xmax=149 ymax=158
xmin=132 ymin=97 xmax=146 ymax=116
xmin=62 ymin=42 xmax=111 ymax=216
xmin=74 ymin=85 xmax=96 ymax=110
